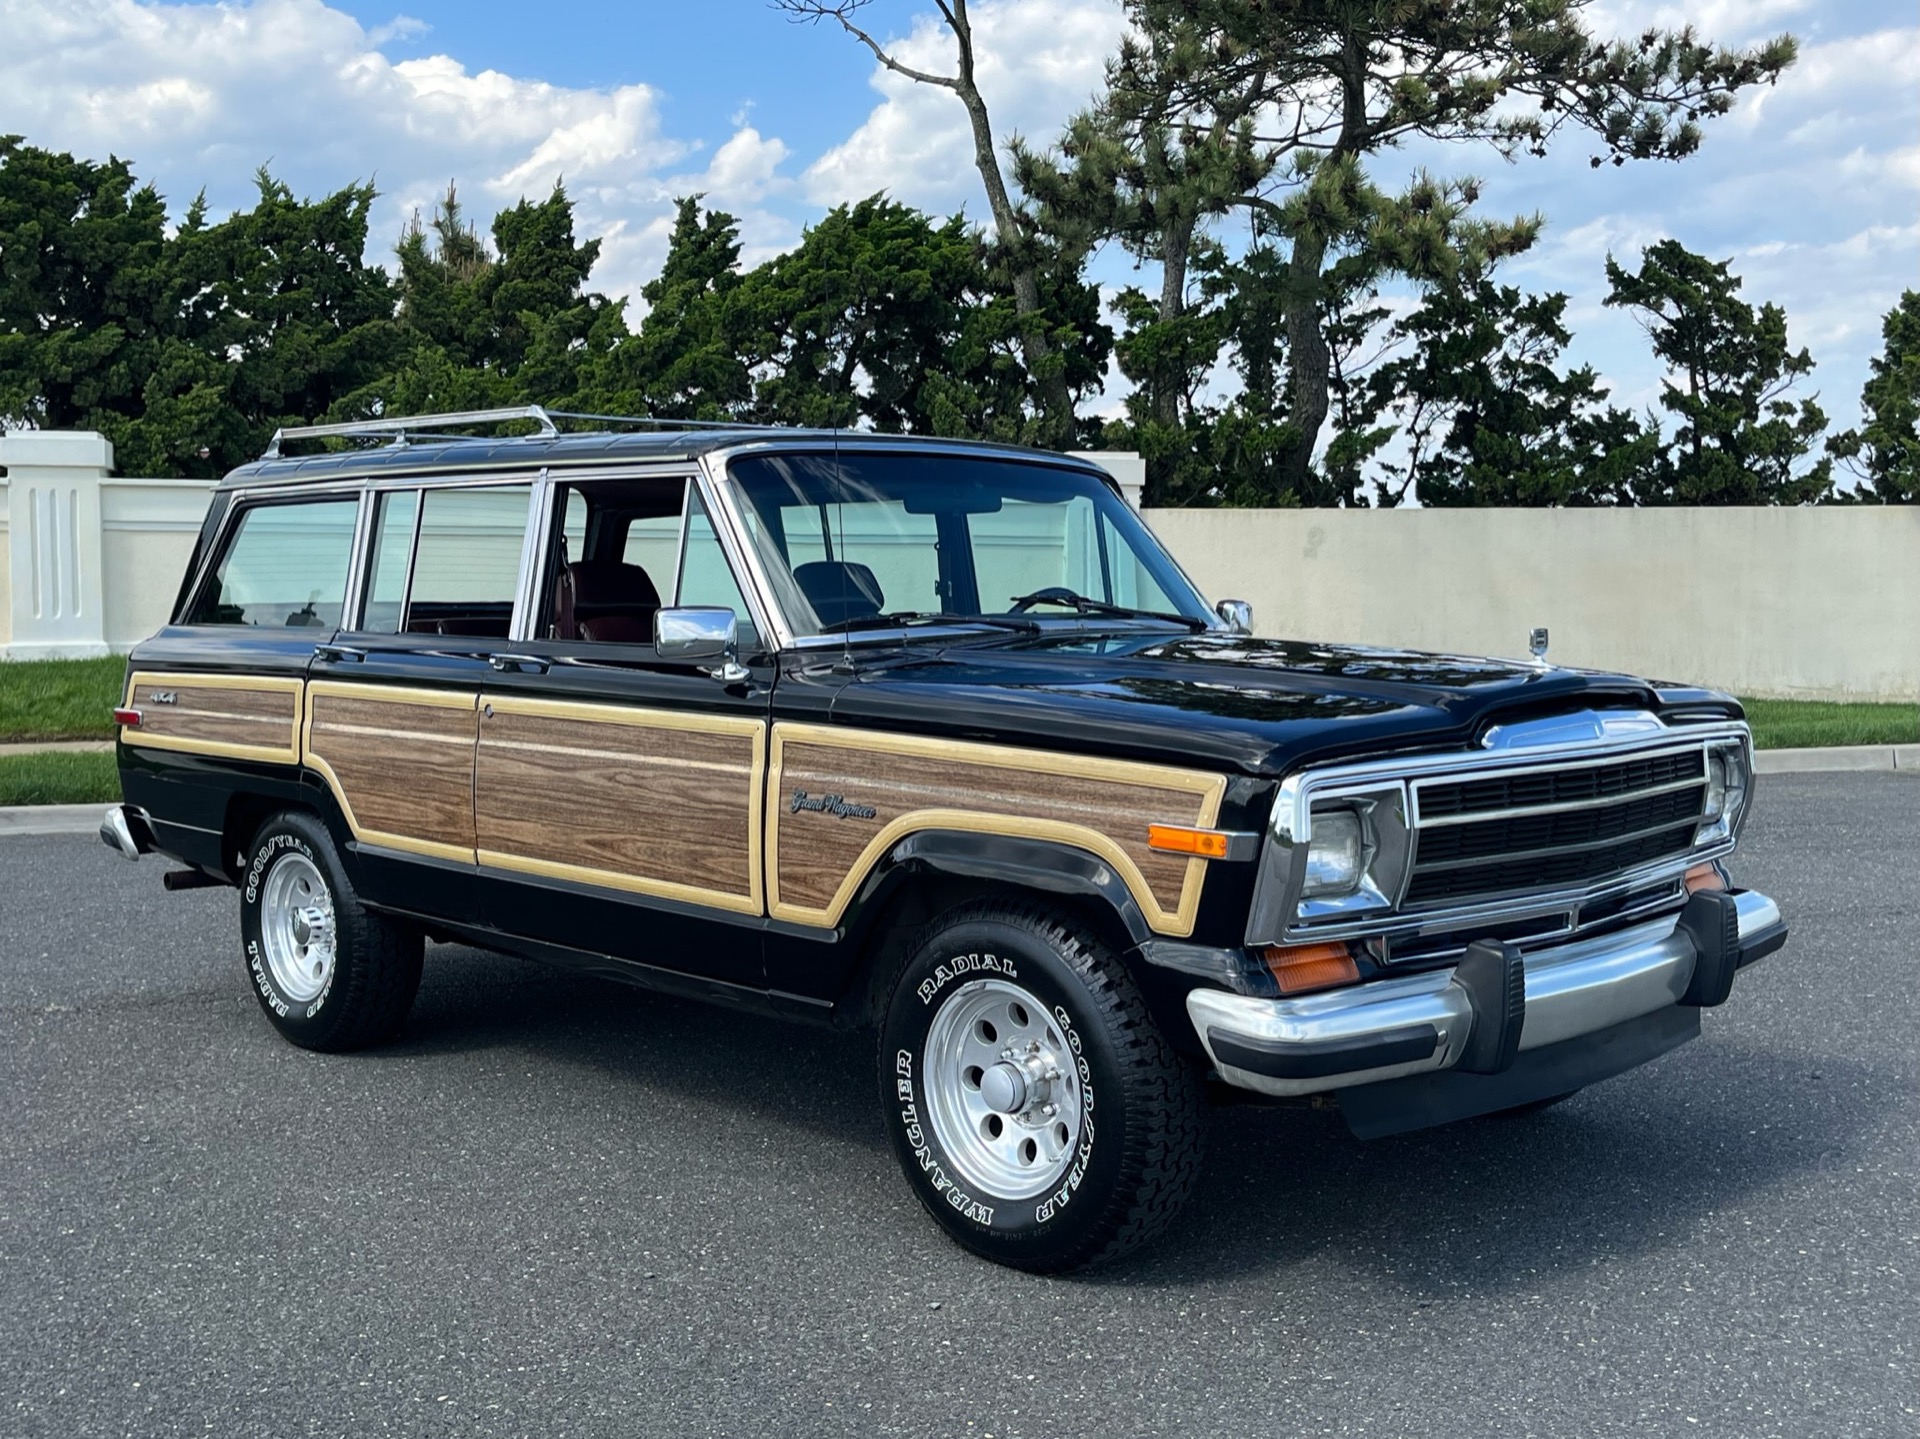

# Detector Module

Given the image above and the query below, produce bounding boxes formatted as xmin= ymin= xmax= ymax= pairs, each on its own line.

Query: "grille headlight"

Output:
xmin=1302 ymin=808 xmax=1366 ymax=898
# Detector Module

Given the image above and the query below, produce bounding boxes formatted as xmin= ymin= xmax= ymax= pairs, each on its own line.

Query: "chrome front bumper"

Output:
xmin=1189 ymin=889 xmax=1785 ymax=1101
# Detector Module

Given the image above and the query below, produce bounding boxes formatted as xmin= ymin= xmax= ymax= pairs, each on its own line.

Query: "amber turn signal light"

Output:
xmin=112 ymin=707 xmax=142 ymax=728
xmin=1260 ymin=941 xmax=1361 ymax=996
xmin=1148 ymin=823 xmax=1231 ymax=859
xmin=1685 ymin=862 xmax=1727 ymax=894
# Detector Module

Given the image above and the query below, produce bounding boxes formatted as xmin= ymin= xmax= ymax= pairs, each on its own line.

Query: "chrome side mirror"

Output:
xmin=1215 ymin=598 xmax=1253 ymax=635
xmin=656 ymin=607 xmax=749 ymax=682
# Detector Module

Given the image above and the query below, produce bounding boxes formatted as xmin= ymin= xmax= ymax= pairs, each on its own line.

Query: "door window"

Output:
xmin=542 ymin=477 xmax=757 ymax=650
xmin=401 ymin=485 xmax=533 ymax=638
xmin=359 ymin=490 xmax=420 ymax=635
xmin=186 ymin=498 xmax=359 ymax=628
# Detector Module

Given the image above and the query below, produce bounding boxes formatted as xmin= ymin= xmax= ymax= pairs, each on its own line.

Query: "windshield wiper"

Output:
xmin=1007 ymin=590 xmax=1209 ymax=632
xmin=814 ymin=610 xmax=1040 ymax=636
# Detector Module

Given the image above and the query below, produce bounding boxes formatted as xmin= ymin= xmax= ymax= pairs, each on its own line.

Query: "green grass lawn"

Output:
xmin=1738 ymin=697 xmax=1920 ymax=751
xmin=0 ymin=655 xmax=125 ymax=742
xmin=0 ymin=750 xmax=121 ymax=806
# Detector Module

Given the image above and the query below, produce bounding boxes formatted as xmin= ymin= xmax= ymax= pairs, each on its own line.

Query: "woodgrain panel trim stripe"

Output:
xmin=475 ymin=693 xmax=767 ymax=916
xmin=120 ymin=671 xmax=303 ymax=765
xmin=302 ymin=681 xmax=479 ymax=864
xmin=766 ymin=723 xmax=1228 ymax=937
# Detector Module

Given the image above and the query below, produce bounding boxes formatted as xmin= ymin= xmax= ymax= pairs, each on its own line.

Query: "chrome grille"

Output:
xmin=1407 ymin=749 xmax=1707 ymax=909
xmin=1416 ymin=750 xmax=1706 ymax=819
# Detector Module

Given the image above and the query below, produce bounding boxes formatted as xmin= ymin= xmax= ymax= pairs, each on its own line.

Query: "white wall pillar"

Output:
xmin=1070 ymin=451 xmax=1146 ymax=511
xmin=1 ymin=431 xmax=116 ymax=659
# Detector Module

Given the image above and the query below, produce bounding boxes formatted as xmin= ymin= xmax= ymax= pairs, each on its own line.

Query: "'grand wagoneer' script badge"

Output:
xmin=790 ymin=790 xmax=878 ymax=820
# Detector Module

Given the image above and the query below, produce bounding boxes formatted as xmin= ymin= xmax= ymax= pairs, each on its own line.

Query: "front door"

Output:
xmin=470 ymin=470 xmax=773 ymax=988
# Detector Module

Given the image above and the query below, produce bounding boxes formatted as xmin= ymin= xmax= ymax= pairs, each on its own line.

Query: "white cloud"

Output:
xmin=803 ymin=0 xmax=1126 ymax=217
xmin=0 ymin=0 xmax=797 ymax=302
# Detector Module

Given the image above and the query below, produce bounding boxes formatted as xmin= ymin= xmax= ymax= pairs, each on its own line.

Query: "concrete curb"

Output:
xmin=0 ymin=739 xmax=115 ymax=757
xmin=0 ymin=804 xmax=108 ymax=837
xmin=1755 ymin=744 xmax=1919 ymax=775
xmin=0 ymin=744 xmax=1912 ymax=840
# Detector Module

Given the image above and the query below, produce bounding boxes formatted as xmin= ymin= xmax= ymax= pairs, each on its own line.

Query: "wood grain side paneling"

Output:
xmin=474 ymin=696 xmax=765 ymax=915
xmin=767 ymin=724 xmax=1227 ymax=937
xmin=304 ymin=683 xmax=479 ymax=862
xmin=120 ymin=672 xmax=302 ymax=764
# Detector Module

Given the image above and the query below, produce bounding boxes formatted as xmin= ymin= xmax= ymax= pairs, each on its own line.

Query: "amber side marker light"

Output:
xmin=112 ymin=707 xmax=142 ymax=729
xmin=1148 ymin=823 xmax=1232 ymax=860
xmin=1260 ymin=941 xmax=1361 ymax=996
xmin=1685 ymin=863 xmax=1727 ymax=894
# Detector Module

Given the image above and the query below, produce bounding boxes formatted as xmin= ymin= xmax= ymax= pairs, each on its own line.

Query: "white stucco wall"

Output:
xmin=1145 ymin=505 xmax=1920 ymax=702
xmin=4 ymin=429 xmax=1914 ymax=702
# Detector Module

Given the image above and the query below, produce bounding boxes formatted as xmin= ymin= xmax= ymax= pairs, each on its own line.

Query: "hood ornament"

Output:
xmin=1528 ymin=627 xmax=1550 ymax=666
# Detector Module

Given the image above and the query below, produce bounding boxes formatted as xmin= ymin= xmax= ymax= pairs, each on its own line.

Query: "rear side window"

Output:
xmin=187 ymin=498 xmax=359 ymax=628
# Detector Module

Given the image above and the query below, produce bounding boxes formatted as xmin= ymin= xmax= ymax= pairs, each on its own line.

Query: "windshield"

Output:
xmin=723 ymin=451 xmax=1215 ymax=640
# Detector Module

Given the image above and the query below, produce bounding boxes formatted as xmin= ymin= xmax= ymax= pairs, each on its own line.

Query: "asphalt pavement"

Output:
xmin=2 ymin=773 xmax=1915 ymax=1438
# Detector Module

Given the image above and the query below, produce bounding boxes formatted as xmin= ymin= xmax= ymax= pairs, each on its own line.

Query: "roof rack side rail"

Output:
xmin=541 ymin=410 xmax=786 ymax=433
xmin=264 ymin=405 xmax=560 ymax=459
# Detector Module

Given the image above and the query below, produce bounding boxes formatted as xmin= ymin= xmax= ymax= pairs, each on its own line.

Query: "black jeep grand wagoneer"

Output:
xmin=103 ymin=407 xmax=1787 ymax=1271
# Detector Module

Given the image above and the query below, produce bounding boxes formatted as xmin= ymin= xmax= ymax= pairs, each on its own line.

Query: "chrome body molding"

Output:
xmin=1191 ymin=888 xmax=1782 ymax=1099
xmin=1246 ymin=710 xmax=1754 ymax=949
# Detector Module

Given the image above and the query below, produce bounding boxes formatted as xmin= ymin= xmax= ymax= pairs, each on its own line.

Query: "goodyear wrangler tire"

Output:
xmin=879 ymin=900 xmax=1201 ymax=1272
xmin=239 ymin=811 xmax=422 ymax=1052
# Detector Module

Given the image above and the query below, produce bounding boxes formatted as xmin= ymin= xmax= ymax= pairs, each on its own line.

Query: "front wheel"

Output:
xmin=239 ymin=810 xmax=422 ymax=1052
xmin=878 ymin=901 xmax=1201 ymax=1272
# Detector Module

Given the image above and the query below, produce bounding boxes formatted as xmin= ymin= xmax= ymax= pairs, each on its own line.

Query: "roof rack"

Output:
xmin=262 ymin=405 xmax=785 ymax=459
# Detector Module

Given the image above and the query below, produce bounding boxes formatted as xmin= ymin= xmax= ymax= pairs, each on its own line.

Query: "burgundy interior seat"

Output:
xmin=555 ymin=560 xmax=662 ymax=643
xmin=793 ymin=560 xmax=885 ymax=628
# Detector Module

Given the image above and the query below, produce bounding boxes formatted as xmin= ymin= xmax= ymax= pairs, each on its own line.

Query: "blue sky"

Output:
xmin=2 ymin=0 xmax=1914 ymax=445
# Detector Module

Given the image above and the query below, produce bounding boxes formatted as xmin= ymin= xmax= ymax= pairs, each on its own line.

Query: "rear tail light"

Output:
xmin=112 ymin=707 xmax=143 ymax=728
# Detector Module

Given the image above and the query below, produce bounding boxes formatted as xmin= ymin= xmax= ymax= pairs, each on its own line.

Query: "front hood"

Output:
xmin=819 ymin=631 xmax=1739 ymax=776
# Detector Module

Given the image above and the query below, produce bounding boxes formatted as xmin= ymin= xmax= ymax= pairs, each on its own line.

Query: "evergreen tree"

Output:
xmin=1020 ymin=0 xmax=1796 ymax=502
xmin=1368 ymin=277 xmax=1652 ymax=506
xmin=1604 ymin=240 xmax=1831 ymax=504
xmin=1827 ymin=291 xmax=1919 ymax=503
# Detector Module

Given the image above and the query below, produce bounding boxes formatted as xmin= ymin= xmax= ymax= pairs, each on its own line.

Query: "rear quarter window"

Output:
xmin=186 ymin=497 xmax=359 ymax=628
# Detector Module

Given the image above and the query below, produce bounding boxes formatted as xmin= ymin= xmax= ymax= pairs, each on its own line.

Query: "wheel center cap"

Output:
xmin=979 ymin=1061 xmax=1028 ymax=1114
xmin=293 ymin=906 xmax=330 ymax=948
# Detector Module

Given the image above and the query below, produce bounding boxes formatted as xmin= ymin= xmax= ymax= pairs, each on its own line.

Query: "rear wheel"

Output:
xmin=239 ymin=811 xmax=422 ymax=1051
xmin=878 ymin=900 xmax=1201 ymax=1272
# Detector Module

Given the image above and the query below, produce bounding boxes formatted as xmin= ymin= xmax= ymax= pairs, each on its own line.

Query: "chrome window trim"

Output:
xmin=509 ymin=470 xmax=553 ymax=642
xmin=1247 ymin=717 xmax=1753 ymax=949
xmin=340 ymin=488 xmax=376 ymax=631
xmin=691 ymin=456 xmax=781 ymax=652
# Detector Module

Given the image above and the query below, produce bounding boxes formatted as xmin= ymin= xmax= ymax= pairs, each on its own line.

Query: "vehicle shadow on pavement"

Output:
xmin=1105 ymin=1040 xmax=1896 ymax=1293
xmin=384 ymin=945 xmax=887 ymax=1146
xmin=380 ymin=945 xmax=1892 ymax=1296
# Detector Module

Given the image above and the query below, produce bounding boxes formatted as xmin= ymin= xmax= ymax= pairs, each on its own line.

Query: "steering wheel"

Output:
xmin=1007 ymin=586 xmax=1080 ymax=615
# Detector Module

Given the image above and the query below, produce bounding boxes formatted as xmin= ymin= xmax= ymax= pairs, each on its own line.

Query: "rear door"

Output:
xmin=303 ymin=476 xmax=539 ymax=923
xmin=470 ymin=468 xmax=773 ymax=988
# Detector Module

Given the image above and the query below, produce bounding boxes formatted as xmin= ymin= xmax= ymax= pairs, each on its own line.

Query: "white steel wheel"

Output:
xmin=258 ymin=851 xmax=336 ymax=1003
xmin=923 ymin=977 xmax=1083 ymax=1201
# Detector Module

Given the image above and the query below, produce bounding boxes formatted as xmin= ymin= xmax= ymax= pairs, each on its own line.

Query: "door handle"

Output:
xmin=488 ymin=653 xmax=551 ymax=674
xmin=314 ymin=644 xmax=365 ymax=664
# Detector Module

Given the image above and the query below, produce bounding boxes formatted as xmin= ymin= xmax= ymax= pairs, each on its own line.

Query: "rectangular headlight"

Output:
xmin=1695 ymin=742 xmax=1752 ymax=846
xmin=1302 ymin=808 xmax=1365 ymax=898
